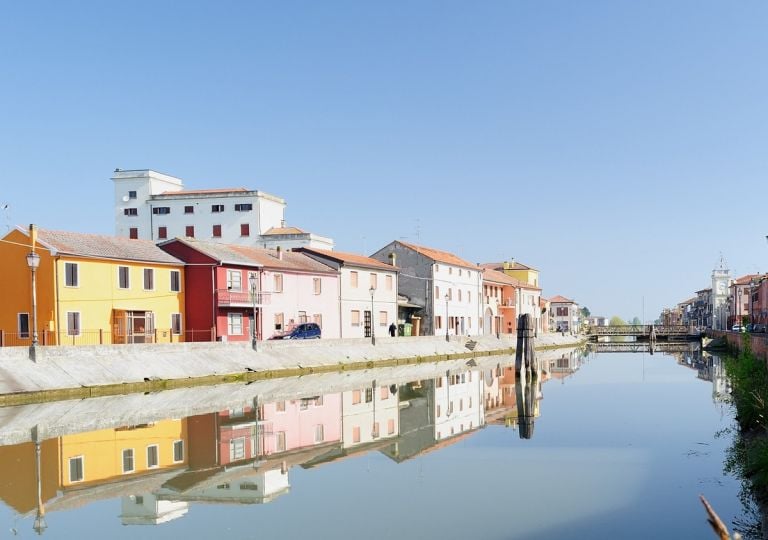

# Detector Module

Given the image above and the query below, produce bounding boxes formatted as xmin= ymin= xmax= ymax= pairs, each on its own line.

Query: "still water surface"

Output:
xmin=0 ymin=347 xmax=742 ymax=539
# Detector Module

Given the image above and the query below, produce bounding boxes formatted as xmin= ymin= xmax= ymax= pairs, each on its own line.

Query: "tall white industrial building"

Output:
xmin=113 ymin=169 xmax=333 ymax=250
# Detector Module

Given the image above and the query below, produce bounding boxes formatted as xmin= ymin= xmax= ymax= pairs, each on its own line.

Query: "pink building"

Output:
xmin=160 ymin=238 xmax=341 ymax=341
xmin=260 ymin=394 xmax=342 ymax=456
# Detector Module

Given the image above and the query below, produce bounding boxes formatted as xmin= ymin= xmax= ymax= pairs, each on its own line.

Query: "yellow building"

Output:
xmin=0 ymin=420 xmax=188 ymax=517
xmin=0 ymin=225 xmax=185 ymax=345
xmin=491 ymin=260 xmax=540 ymax=288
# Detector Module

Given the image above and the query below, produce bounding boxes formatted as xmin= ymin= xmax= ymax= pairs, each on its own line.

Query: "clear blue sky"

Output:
xmin=2 ymin=1 xmax=766 ymax=320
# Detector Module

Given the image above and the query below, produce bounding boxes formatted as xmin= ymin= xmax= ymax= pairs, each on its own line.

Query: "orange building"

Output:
xmin=0 ymin=225 xmax=185 ymax=346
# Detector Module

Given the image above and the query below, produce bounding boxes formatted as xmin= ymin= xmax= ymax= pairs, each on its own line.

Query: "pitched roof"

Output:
xmin=31 ymin=228 xmax=183 ymax=265
xmin=482 ymin=268 xmax=540 ymax=290
xmin=549 ymin=295 xmax=576 ymax=304
xmin=396 ymin=241 xmax=477 ymax=270
xmin=163 ymin=238 xmax=336 ymax=273
xmin=298 ymin=247 xmax=398 ymax=271
xmin=733 ymin=274 xmax=761 ymax=286
xmin=480 ymin=261 xmax=538 ymax=272
xmin=262 ymin=226 xmax=307 ymax=235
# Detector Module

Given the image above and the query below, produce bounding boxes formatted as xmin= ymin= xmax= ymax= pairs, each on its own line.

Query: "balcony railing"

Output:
xmin=216 ymin=289 xmax=271 ymax=307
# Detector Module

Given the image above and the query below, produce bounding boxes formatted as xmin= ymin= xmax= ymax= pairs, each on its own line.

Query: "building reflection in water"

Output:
xmin=0 ymin=348 xmax=606 ymax=530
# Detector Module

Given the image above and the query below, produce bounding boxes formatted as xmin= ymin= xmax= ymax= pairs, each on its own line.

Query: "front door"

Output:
xmin=114 ymin=310 xmax=154 ymax=344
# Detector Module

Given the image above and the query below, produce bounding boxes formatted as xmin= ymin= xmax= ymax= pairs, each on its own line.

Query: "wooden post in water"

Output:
xmin=515 ymin=314 xmax=538 ymax=373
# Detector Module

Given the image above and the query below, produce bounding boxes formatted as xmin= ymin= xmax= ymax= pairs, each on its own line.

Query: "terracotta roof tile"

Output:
xmin=733 ymin=274 xmax=761 ymax=285
xmin=480 ymin=261 xmax=538 ymax=272
xmin=298 ymin=248 xmax=398 ymax=271
xmin=482 ymin=268 xmax=540 ymax=289
xmin=164 ymin=238 xmax=336 ymax=273
xmin=397 ymin=241 xmax=477 ymax=270
xmin=549 ymin=295 xmax=576 ymax=304
xmin=34 ymin=228 xmax=183 ymax=265
xmin=262 ymin=226 xmax=307 ymax=235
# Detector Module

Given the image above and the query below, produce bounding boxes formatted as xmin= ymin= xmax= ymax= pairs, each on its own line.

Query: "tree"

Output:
xmin=630 ymin=317 xmax=642 ymax=326
xmin=609 ymin=316 xmax=627 ymax=326
xmin=580 ymin=306 xmax=591 ymax=318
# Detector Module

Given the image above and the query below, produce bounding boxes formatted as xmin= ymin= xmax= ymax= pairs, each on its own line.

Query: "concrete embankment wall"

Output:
xmin=0 ymin=345 xmax=585 ymax=446
xmin=709 ymin=330 xmax=768 ymax=361
xmin=0 ymin=333 xmax=583 ymax=404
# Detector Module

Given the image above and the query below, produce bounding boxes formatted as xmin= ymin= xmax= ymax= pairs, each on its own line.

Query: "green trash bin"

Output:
xmin=403 ymin=323 xmax=412 ymax=337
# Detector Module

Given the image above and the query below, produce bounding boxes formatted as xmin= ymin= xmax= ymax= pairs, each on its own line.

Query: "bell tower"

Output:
xmin=711 ymin=254 xmax=731 ymax=330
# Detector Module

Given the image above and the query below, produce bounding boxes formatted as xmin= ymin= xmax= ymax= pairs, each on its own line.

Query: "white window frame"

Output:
xmin=172 ymin=440 xmax=184 ymax=463
xmin=227 ymin=269 xmax=242 ymax=292
xmin=274 ymin=273 xmax=283 ymax=293
xmin=230 ymin=437 xmax=246 ymax=461
xmin=170 ymin=270 xmax=181 ymax=292
xmin=171 ymin=313 xmax=182 ymax=335
xmin=67 ymin=311 xmax=81 ymax=336
xmin=118 ymin=266 xmax=130 ymax=289
xmin=143 ymin=268 xmax=154 ymax=291
xmin=228 ymin=313 xmax=243 ymax=335
xmin=122 ymin=448 xmax=135 ymax=474
xmin=146 ymin=444 xmax=159 ymax=469
xmin=69 ymin=455 xmax=85 ymax=483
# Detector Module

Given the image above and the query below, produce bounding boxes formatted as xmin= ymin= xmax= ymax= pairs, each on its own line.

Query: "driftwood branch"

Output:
xmin=700 ymin=495 xmax=735 ymax=540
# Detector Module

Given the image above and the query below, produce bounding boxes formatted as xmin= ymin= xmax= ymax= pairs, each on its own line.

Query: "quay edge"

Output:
xmin=0 ymin=334 xmax=584 ymax=406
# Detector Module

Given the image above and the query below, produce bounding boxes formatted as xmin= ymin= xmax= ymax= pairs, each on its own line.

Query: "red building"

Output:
xmin=159 ymin=238 xmax=339 ymax=342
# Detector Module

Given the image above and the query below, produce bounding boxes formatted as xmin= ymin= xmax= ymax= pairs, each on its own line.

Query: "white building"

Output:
xmin=711 ymin=256 xmax=731 ymax=331
xmin=112 ymin=169 xmax=333 ymax=249
xmin=120 ymin=494 xmax=188 ymax=525
xmin=298 ymin=248 xmax=399 ymax=338
xmin=549 ymin=295 xmax=581 ymax=334
xmin=341 ymin=382 xmax=400 ymax=448
xmin=434 ymin=369 xmax=485 ymax=440
xmin=370 ymin=241 xmax=482 ymax=337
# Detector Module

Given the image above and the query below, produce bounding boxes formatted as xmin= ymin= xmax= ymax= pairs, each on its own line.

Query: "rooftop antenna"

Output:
xmin=1 ymin=203 xmax=10 ymax=232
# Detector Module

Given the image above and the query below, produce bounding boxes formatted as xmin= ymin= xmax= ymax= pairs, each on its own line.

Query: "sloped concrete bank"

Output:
xmin=0 ymin=333 xmax=584 ymax=406
xmin=0 ymin=346 xmax=586 ymax=445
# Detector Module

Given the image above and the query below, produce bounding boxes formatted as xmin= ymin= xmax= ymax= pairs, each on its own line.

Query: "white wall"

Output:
xmin=434 ymin=370 xmax=484 ymax=439
xmin=341 ymin=385 xmax=400 ymax=448
xmin=432 ymin=263 xmax=482 ymax=336
xmin=260 ymin=269 xmax=341 ymax=339
xmin=339 ymin=266 xmax=398 ymax=338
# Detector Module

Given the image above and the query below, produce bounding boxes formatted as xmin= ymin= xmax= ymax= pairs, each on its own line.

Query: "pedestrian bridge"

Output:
xmin=587 ymin=325 xmax=699 ymax=341
xmin=587 ymin=341 xmax=698 ymax=354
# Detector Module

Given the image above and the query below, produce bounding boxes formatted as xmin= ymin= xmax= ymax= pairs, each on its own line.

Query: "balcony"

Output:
xmin=216 ymin=289 xmax=271 ymax=307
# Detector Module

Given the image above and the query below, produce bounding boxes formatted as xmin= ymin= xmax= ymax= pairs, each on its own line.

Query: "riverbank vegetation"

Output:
xmin=723 ymin=337 xmax=768 ymax=538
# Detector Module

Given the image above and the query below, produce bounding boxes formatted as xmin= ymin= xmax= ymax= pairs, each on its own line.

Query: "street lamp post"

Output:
xmin=369 ymin=286 xmax=376 ymax=345
xmin=445 ymin=294 xmax=449 ymax=342
xmin=249 ymin=273 xmax=258 ymax=351
xmin=27 ymin=250 xmax=41 ymax=362
xmin=32 ymin=425 xmax=46 ymax=535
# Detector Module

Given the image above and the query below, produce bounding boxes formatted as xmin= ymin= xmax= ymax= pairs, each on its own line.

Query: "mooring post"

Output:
xmin=515 ymin=313 xmax=539 ymax=373
xmin=516 ymin=369 xmax=537 ymax=439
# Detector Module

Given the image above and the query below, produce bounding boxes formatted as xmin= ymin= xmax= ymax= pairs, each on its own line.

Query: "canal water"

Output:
xmin=0 ymin=346 xmax=747 ymax=539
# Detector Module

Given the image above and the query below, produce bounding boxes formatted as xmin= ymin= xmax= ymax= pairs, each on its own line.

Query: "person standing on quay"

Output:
xmin=389 ymin=323 xmax=397 ymax=337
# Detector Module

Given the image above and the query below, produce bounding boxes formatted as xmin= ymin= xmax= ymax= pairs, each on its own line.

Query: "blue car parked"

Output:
xmin=270 ymin=323 xmax=321 ymax=340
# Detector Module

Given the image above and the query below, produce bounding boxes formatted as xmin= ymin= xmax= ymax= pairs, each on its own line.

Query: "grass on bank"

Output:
xmin=724 ymin=336 xmax=768 ymax=499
